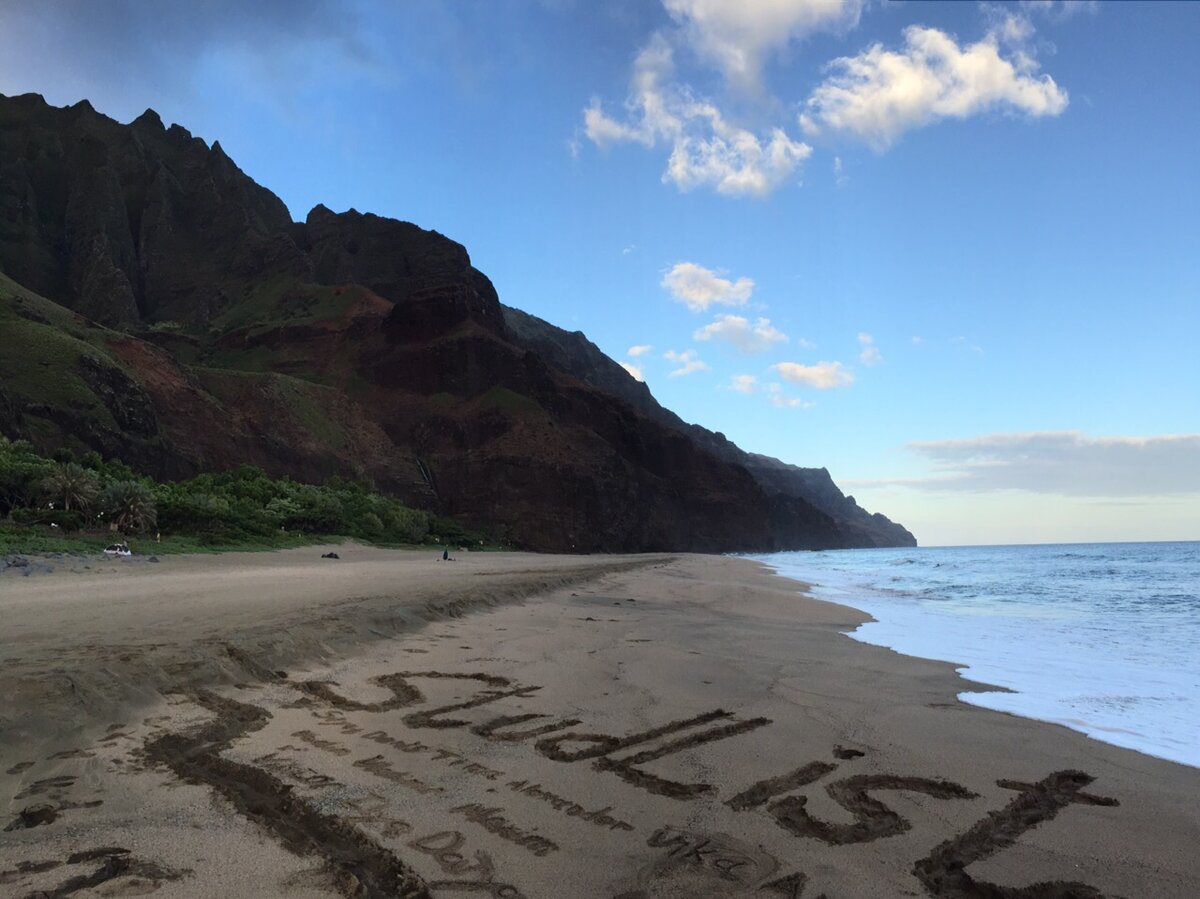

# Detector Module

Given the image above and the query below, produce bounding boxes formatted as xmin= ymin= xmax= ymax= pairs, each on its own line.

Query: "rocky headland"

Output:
xmin=0 ymin=92 xmax=914 ymax=552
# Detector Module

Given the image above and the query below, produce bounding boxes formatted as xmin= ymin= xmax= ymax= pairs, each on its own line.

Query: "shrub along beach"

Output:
xmin=0 ymin=436 xmax=487 ymax=555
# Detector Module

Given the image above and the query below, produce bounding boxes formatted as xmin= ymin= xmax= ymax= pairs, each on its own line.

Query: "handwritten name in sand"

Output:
xmin=449 ymin=804 xmax=559 ymax=857
xmin=506 ymin=780 xmax=634 ymax=832
xmin=289 ymin=729 xmax=350 ymax=756
xmin=645 ymin=825 xmax=778 ymax=884
xmin=253 ymin=752 xmax=338 ymax=790
xmin=410 ymin=830 xmax=526 ymax=898
xmin=354 ymin=756 xmax=445 ymax=796
xmin=322 ymin=791 xmax=532 ymax=895
xmin=288 ymin=669 xmax=1126 ymax=896
xmin=305 ymin=670 xmax=771 ymax=801
xmin=341 ymin=792 xmax=413 ymax=840
xmin=306 ymin=710 xmax=508 ymax=782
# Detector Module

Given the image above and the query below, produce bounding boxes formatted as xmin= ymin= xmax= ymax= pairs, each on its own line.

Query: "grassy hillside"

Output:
xmin=0 ymin=272 xmax=162 ymax=456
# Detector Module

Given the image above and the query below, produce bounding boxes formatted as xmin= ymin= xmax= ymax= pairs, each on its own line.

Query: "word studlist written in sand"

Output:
xmin=280 ymin=667 xmax=1124 ymax=898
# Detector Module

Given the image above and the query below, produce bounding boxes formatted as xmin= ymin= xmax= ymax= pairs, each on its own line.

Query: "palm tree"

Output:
xmin=102 ymin=480 xmax=157 ymax=533
xmin=40 ymin=462 xmax=100 ymax=514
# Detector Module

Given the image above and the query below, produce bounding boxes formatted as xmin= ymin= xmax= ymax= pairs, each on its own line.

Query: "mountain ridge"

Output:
xmin=0 ymin=91 xmax=915 ymax=551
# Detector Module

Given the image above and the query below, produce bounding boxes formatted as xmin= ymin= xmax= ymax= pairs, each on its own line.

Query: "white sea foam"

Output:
xmin=749 ymin=542 xmax=1200 ymax=769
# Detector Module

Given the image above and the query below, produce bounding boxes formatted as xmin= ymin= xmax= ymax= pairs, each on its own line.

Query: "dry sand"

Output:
xmin=1 ymin=545 xmax=1197 ymax=898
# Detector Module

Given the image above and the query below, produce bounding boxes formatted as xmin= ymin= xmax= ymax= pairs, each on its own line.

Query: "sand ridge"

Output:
xmin=2 ymin=549 xmax=1198 ymax=897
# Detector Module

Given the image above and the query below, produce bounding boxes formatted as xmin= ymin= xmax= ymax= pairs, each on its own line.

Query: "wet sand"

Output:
xmin=1 ymin=546 xmax=1197 ymax=897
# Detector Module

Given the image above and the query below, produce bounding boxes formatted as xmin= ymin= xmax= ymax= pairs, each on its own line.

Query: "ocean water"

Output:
xmin=748 ymin=542 xmax=1200 ymax=769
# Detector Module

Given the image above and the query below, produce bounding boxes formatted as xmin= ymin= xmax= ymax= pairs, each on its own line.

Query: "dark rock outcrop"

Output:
xmin=0 ymin=92 xmax=915 ymax=551
xmin=0 ymin=92 xmax=301 ymax=326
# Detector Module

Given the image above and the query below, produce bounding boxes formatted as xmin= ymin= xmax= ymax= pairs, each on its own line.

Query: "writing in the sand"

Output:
xmin=645 ymin=826 xmax=776 ymax=883
xmin=506 ymin=779 xmax=634 ymax=833
xmin=410 ymin=830 xmax=526 ymax=898
xmin=641 ymin=769 xmax=1120 ymax=897
xmin=448 ymin=804 xmax=559 ymax=857
xmin=245 ymin=771 xmax=530 ymax=895
xmin=300 ymin=669 xmax=1124 ymax=898
xmin=304 ymin=670 xmax=771 ymax=801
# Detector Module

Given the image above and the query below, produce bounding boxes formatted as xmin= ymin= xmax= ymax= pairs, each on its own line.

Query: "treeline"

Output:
xmin=0 ymin=437 xmax=483 ymax=548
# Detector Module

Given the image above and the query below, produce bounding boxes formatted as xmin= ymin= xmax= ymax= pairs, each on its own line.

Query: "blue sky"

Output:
xmin=1 ymin=0 xmax=1196 ymax=545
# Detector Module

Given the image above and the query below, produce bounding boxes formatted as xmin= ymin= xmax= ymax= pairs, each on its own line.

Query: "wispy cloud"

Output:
xmin=627 ymin=344 xmax=653 ymax=357
xmin=661 ymin=262 xmax=753 ymax=312
xmin=619 ymin=361 xmax=645 ymax=381
xmin=582 ymin=33 xmax=811 ymax=197
xmin=662 ymin=0 xmax=866 ymax=92
xmin=773 ymin=360 xmax=854 ymax=389
xmin=800 ymin=20 xmax=1068 ymax=149
xmin=1019 ymin=0 xmax=1099 ymax=22
xmin=857 ymin=332 xmax=882 ymax=366
xmin=857 ymin=432 xmax=1200 ymax=496
xmin=767 ymin=382 xmax=813 ymax=409
xmin=833 ymin=155 xmax=848 ymax=186
xmin=731 ymin=374 xmax=758 ymax=394
xmin=694 ymin=314 xmax=787 ymax=354
xmin=663 ymin=348 xmax=710 ymax=377
xmin=583 ymin=0 xmax=1071 ymax=192
xmin=952 ymin=336 xmax=985 ymax=354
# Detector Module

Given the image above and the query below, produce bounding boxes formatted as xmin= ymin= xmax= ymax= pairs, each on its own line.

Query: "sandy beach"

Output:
xmin=1 ymin=546 xmax=1197 ymax=898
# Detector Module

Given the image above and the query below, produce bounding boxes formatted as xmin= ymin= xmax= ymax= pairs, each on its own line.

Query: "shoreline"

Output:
xmin=751 ymin=545 xmax=1200 ymax=771
xmin=2 ymin=548 xmax=1197 ymax=897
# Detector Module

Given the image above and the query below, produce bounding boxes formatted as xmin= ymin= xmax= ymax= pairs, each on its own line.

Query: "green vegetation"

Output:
xmin=0 ymin=272 xmax=151 ymax=453
xmin=192 ymin=369 xmax=351 ymax=448
xmin=0 ymin=317 xmax=117 ymax=420
xmin=0 ymin=437 xmax=492 ymax=556
xmin=479 ymin=386 xmax=543 ymax=416
xmin=211 ymin=276 xmax=355 ymax=336
xmin=39 ymin=461 xmax=100 ymax=515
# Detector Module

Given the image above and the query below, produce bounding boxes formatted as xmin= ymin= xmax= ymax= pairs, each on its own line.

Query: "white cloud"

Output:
xmin=911 ymin=335 xmax=925 ymax=345
xmin=694 ymin=314 xmax=788 ymax=354
xmin=890 ymin=432 xmax=1200 ymax=497
xmin=620 ymin=361 xmax=645 ymax=381
xmin=1019 ymin=0 xmax=1099 ymax=21
xmin=583 ymin=35 xmax=811 ymax=197
xmin=663 ymin=348 xmax=710 ymax=377
xmin=773 ymin=360 xmax=854 ymax=388
xmin=801 ymin=24 xmax=1068 ymax=149
xmin=833 ymin=154 xmax=848 ymax=185
xmin=584 ymin=35 xmax=676 ymax=147
xmin=731 ymin=374 xmax=758 ymax=393
xmin=663 ymin=0 xmax=866 ymax=91
xmin=767 ymin=382 xmax=813 ymax=408
xmin=857 ymin=331 xmax=882 ymax=366
xmin=622 ymin=244 xmax=637 ymax=255
xmin=661 ymin=262 xmax=754 ymax=312
xmin=627 ymin=344 xmax=653 ymax=357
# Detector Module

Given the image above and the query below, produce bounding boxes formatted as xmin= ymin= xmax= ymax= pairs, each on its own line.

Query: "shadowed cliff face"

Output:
xmin=502 ymin=306 xmax=916 ymax=548
xmin=0 ymin=94 xmax=302 ymax=327
xmin=0 ymin=92 xmax=915 ymax=551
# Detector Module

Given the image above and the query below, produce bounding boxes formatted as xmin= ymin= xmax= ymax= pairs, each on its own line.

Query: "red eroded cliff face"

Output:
xmin=0 ymin=92 xmax=914 ymax=551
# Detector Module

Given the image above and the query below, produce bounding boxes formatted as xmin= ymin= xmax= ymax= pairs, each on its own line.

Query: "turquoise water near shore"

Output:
xmin=750 ymin=541 xmax=1200 ymax=768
